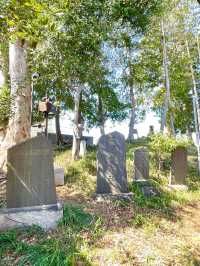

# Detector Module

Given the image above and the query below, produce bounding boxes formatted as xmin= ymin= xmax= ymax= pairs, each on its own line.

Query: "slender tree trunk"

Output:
xmin=0 ymin=39 xmax=31 ymax=168
xmin=160 ymin=20 xmax=175 ymax=135
xmin=128 ymin=86 xmax=136 ymax=141
xmin=98 ymin=94 xmax=105 ymax=136
xmin=196 ymin=35 xmax=200 ymax=62
xmin=55 ymin=107 xmax=63 ymax=145
xmin=72 ymin=86 xmax=83 ymax=160
xmin=186 ymin=39 xmax=200 ymax=134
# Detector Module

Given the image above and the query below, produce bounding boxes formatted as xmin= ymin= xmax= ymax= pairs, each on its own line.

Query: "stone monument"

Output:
xmin=96 ymin=131 xmax=129 ymax=195
xmin=80 ymin=140 xmax=87 ymax=157
xmin=0 ymin=136 xmax=62 ymax=231
xmin=171 ymin=147 xmax=187 ymax=185
xmin=134 ymin=148 xmax=149 ymax=180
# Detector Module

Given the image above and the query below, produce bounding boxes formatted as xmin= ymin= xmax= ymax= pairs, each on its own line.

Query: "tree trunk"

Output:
xmin=160 ymin=20 xmax=175 ymax=135
xmin=196 ymin=35 xmax=200 ymax=62
xmin=128 ymin=86 xmax=136 ymax=141
xmin=98 ymin=94 xmax=105 ymax=136
xmin=0 ymin=39 xmax=31 ymax=168
xmin=55 ymin=107 xmax=63 ymax=145
xmin=72 ymin=86 xmax=83 ymax=160
xmin=186 ymin=39 xmax=200 ymax=134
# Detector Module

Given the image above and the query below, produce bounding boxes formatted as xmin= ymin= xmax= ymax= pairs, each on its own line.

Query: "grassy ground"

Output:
xmin=1 ymin=140 xmax=200 ymax=265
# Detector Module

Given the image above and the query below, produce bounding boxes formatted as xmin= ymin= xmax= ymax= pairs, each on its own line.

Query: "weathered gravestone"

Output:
xmin=134 ymin=148 xmax=149 ymax=181
xmin=96 ymin=131 xmax=129 ymax=194
xmin=171 ymin=147 xmax=187 ymax=185
xmin=80 ymin=140 xmax=87 ymax=157
xmin=54 ymin=167 xmax=65 ymax=186
xmin=134 ymin=148 xmax=160 ymax=197
xmin=7 ymin=136 xmax=57 ymax=208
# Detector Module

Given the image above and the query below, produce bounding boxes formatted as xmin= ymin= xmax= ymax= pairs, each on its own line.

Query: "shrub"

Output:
xmin=149 ymin=133 xmax=190 ymax=171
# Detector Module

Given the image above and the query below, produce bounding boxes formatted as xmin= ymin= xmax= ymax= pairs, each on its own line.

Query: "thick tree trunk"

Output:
xmin=160 ymin=20 xmax=175 ymax=135
xmin=128 ymin=86 xmax=136 ymax=141
xmin=98 ymin=95 xmax=105 ymax=136
xmin=72 ymin=86 xmax=83 ymax=160
xmin=0 ymin=39 xmax=31 ymax=168
xmin=55 ymin=107 xmax=63 ymax=145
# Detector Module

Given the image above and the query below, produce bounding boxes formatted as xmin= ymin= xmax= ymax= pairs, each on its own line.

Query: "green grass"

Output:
xmin=54 ymin=147 xmax=97 ymax=196
xmin=0 ymin=204 xmax=103 ymax=265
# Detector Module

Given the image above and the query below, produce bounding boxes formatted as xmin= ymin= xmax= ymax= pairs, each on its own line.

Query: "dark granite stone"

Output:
xmin=171 ymin=147 xmax=187 ymax=185
xmin=134 ymin=148 xmax=149 ymax=180
xmin=96 ymin=131 xmax=128 ymax=194
xmin=7 ymin=136 xmax=57 ymax=208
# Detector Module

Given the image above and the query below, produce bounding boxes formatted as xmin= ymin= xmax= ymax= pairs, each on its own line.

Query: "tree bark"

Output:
xmin=0 ymin=39 xmax=31 ymax=168
xmin=55 ymin=107 xmax=63 ymax=145
xmin=128 ymin=86 xmax=136 ymax=141
xmin=98 ymin=94 xmax=105 ymax=136
xmin=186 ymin=39 xmax=200 ymax=134
xmin=196 ymin=35 xmax=200 ymax=62
xmin=72 ymin=86 xmax=83 ymax=160
xmin=160 ymin=20 xmax=175 ymax=135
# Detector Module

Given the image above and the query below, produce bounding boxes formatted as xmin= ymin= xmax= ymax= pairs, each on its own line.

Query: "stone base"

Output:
xmin=168 ymin=184 xmax=188 ymax=191
xmin=134 ymin=180 xmax=160 ymax=197
xmin=0 ymin=203 xmax=63 ymax=231
xmin=93 ymin=192 xmax=134 ymax=202
xmin=54 ymin=167 xmax=65 ymax=186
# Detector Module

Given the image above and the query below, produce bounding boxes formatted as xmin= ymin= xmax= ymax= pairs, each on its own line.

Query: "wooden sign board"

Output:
xmin=38 ymin=101 xmax=52 ymax=113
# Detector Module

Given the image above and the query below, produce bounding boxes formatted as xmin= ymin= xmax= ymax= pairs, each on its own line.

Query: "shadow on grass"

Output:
xmin=129 ymin=180 xmax=180 ymax=222
xmin=0 ymin=204 xmax=102 ymax=266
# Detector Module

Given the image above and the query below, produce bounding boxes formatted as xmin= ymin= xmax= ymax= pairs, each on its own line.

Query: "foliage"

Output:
xmin=0 ymin=86 xmax=11 ymax=127
xmin=149 ymin=133 xmax=191 ymax=155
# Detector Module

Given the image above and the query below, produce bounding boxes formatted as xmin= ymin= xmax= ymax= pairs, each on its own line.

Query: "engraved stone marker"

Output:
xmin=80 ymin=140 xmax=87 ymax=157
xmin=96 ymin=131 xmax=128 ymax=194
xmin=7 ymin=136 xmax=57 ymax=208
xmin=171 ymin=147 xmax=187 ymax=185
xmin=54 ymin=167 xmax=64 ymax=186
xmin=134 ymin=148 xmax=149 ymax=180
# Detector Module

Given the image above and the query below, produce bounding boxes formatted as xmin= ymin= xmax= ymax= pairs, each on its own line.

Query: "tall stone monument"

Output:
xmin=7 ymin=136 xmax=57 ymax=208
xmin=134 ymin=148 xmax=149 ymax=180
xmin=171 ymin=147 xmax=187 ymax=185
xmin=96 ymin=131 xmax=129 ymax=194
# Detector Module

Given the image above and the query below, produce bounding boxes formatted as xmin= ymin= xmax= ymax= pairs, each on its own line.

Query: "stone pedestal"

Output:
xmin=96 ymin=131 xmax=128 ymax=194
xmin=0 ymin=203 xmax=63 ymax=231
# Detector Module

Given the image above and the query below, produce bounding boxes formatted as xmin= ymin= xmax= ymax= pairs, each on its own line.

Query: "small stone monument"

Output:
xmin=134 ymin=148 xmax=149 ymax=180
xmin=134 ymin=148 xmax=160 ymax=197
xmin=80 ymin=140 xmax=87 ymax=157
xmin=0 ymin=136 xmax=62 ymax=231
xmin=96 ymin=131 xmax=129 ymax=195
xmin=54 ymin=167 xmax=65 ymax=186
xmin=171 ymin=147 xmax=187 ymax=185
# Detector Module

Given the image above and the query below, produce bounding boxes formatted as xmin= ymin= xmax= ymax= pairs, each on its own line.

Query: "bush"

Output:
xmin=149 ymin=133 xmax=191 ymax=171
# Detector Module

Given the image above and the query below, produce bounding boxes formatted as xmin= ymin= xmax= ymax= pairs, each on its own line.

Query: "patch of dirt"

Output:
xmin=57 ymin=186 xmax=200 ymax=266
